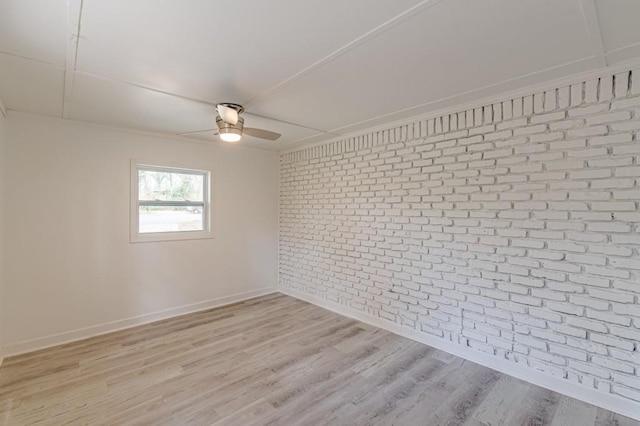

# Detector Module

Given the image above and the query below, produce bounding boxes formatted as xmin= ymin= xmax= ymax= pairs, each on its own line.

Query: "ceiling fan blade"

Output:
xmin=216 ymin=104 xmax=238 ymax=125
xmin=244 ymin=127 xmax=282 ymax=141
xmin=179 ymin=128 xmax=216 ymax=136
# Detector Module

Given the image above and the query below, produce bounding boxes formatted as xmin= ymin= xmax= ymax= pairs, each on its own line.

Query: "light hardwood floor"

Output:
xmin=0 ymin=293 xmax=637 ymax=425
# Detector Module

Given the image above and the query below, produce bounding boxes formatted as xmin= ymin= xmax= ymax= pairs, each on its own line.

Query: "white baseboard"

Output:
xmin=2 ymin=287 xmax=277 ymax=359
xmin=280 ymin=287 xmax=640 ymax=422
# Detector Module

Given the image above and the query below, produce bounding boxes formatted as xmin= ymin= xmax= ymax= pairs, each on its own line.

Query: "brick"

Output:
xmin=633 ymin=69 xmax=640 ymax=95
xmin=531 ymin=111 xmax=565 ymax=124
xmin=610 ymin=324 xmax=640 ymax=341
xmin=591 ymin=178 xmax=635 ymax=189
xmin=586 ymin=309 xmax=632 ymax=327
xmin=612 ymin=97 xmax=640 ymax=109
xmin=513 ymin=124 xmax=547 ymax=136
xmin=599 ymin=76 xmax=613 ymax=100
xmin=591 ymin=201 xmax=636 ymax=211
xmin=530 ymin=328 xmax=565 ymax=344
xmin=588 ymin=157 xmax=633 ymax=168
xmin=529 ymin=171 xmax=566 ymax=182
xmin=590 ymin=333 xmax=635 ymax=351
xmin=611 ymin=120 xmax=640 ymax=131
xmin=496 ymin=118 xmax=526 ymax=131
xmin=587 ymin=222 xmax=631 ymax=233
xmin=615 ymin=166 xmax=640 ymax=177
xmin=483 ymin=148 xmax=513 ymax=159
xmin=565 ymin=253 xmax=606 ymax=266
xmin=587 ymin=111 xmax=632 ymax=125
xmin=547 ymin=241 xmax=585 ymax=253
xmin=546 ymin=301 xmax=583 ymax=316
xmin=567 ymin=147 xmax=608 ymax=158
xmin=550 ymin=138 xmax=586 ymax=150
xmin=546 ymin=159 xmax=584 ymax=171
xmin=570 ymin=83 xmax=582 ymax=106
xmin=569 ymin=295 xmax=609 ymax=310
xmin=566 ymin=317 xmax=608 ymax=333
xmin=612 ymin=302 xmax=640 ymax=317
xmin=280 ymin=69 xmax=640 ymax=406
xmin=569 ymin=191 xmax=610 ymax=201
xmin=588 ymin=133 xmax=633 ymax=147
xmin=614 ymin=72 xmax=630 ymax=98
xmin=567 ymin=126 xmax=608 ymax=138
xmin=613 ymin=386 xmax=640 ymax=403
xmin=614 ymin=189 xmax=640 ymax=200
xmin=570 ymin=360 xmax=611 ymax=379
xmin=549 ymin=344 xmax=587 ymax=361
xmin=612 ymin=235 xmax=640 ymax=245
xmin=549 ymin=119 xmax=584 ymax=132
xmin=584 ymin=79 xmax=598 ymax=103
xmin=544 ymin=90 xmax=557 ymax=111
xmin=533 ymin=93 xmax=545 ymax=114
xmin=590 ymin=245 xmax=633 ymax=257
xmin=568 ymin=103 xmax=608 ymax=117
xmin=558 ymin=86 xmax=570 ymax=109
xmin=569 ymin=169 xmax=610 ymax=180
xmin=612 ymin=143 xmax=640 ymax=155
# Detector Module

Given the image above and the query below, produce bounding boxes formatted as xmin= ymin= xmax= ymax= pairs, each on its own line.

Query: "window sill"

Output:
xmin=130 ymin=230 xmax=214 ymax=243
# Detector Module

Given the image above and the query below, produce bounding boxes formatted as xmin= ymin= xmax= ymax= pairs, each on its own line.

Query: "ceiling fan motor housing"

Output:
xmin=216 ymin=114 xmax=244 ymax=140
xmin=218 ymin=103 xmax=244 ymax=115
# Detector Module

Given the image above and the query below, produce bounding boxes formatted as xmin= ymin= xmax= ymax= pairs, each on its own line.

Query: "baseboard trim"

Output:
xmin=280 ymin=287 xmax=640 ymax=421
xmin=2 ymin=287 xmax=277 ymax=359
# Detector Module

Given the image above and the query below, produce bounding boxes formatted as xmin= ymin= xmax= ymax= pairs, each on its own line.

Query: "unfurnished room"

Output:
xmin=0 ymin=1 xmax=640 ymax=425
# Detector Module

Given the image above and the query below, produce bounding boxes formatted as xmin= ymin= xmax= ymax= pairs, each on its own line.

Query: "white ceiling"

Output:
xmin=1 ymin=0 xmax=639 ymax=151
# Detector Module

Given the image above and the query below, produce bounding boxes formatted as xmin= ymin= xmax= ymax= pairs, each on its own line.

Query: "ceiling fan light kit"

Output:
xmin=216 ymin=115 xmax=244 ymax=143
xmin=214 ymin=103 xmax=281 ymax=143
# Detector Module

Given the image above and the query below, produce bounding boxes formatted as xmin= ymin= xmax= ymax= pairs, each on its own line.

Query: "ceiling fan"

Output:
xmin=212 ymin=103 xmax=281 ymax=143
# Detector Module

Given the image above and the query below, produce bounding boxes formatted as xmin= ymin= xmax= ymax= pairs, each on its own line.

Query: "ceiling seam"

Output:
xmin=71 ymin=69 xmax=332 ymax=134
xmin=580 ymin=0 xmax=607 ymax=68
xmin=9 ymin=109 xmax=278 ymax=151
xmin=75 ymin=70 xmax=221 ymax=106
xmin=242 ymin=0 xmax=448 ymax=109
xmin=0 ymin=51 xmax=64 ymax=69
xmin=62 ymin=0 xmax=84 ymax=119
xmin=235 ymin=111 xmax=339 ymax=136
xmin=605 ymin=40 xmax=640 ymax=57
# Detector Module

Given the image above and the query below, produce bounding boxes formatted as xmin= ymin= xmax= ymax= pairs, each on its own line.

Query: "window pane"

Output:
xmin=138 ymin=169 xmax=204 ymax=202
xmin=139 ymin=205 xmax=204 ymax=233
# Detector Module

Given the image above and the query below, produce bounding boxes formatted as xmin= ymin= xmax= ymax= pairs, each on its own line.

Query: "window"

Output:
xmin=130 ymin=160 xmax=213 ymax=242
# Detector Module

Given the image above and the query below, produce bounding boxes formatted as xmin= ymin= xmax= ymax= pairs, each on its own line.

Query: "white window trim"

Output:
xmin=130 ymin=159 xmax=214 ymax=243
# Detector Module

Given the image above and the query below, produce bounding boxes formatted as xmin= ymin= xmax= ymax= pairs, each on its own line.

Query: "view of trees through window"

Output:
xmin=138 ymin=169 xmax=204 ymax=202
xmin=137 ymin=167 xmax=206 ymax=233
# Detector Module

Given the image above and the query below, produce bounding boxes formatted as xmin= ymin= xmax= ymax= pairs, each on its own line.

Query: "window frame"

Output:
xmin=130 ymin=159 xmax=214 ymax=243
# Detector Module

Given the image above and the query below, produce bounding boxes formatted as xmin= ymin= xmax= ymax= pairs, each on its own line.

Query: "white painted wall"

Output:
xmin=1 ymin=112 xmax=279 ymax=354
xmin=0 ymin=110 xmax=6 ymax=359
xmin=280 ymin=68 xmax=640 ymax=418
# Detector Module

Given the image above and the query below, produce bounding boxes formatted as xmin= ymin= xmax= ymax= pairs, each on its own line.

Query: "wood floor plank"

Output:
xmin=471 ymin=375 xmax=532 ymax=425
xmin=419 ymin=362 xmax=501 ymax=426
xmin=0 ymin=294 xmax=637 ymax=426
xmin=595 ymin=408 xmax=640 ymax=426
xmin=550 ymin=397 xmax=598 ymax=426
xmin=500 ymin=384 xmax=561 ymax=426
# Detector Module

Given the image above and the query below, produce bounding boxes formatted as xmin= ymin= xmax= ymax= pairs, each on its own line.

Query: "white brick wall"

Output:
xmin=279 ymin=69 xmax=640 ymax=406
